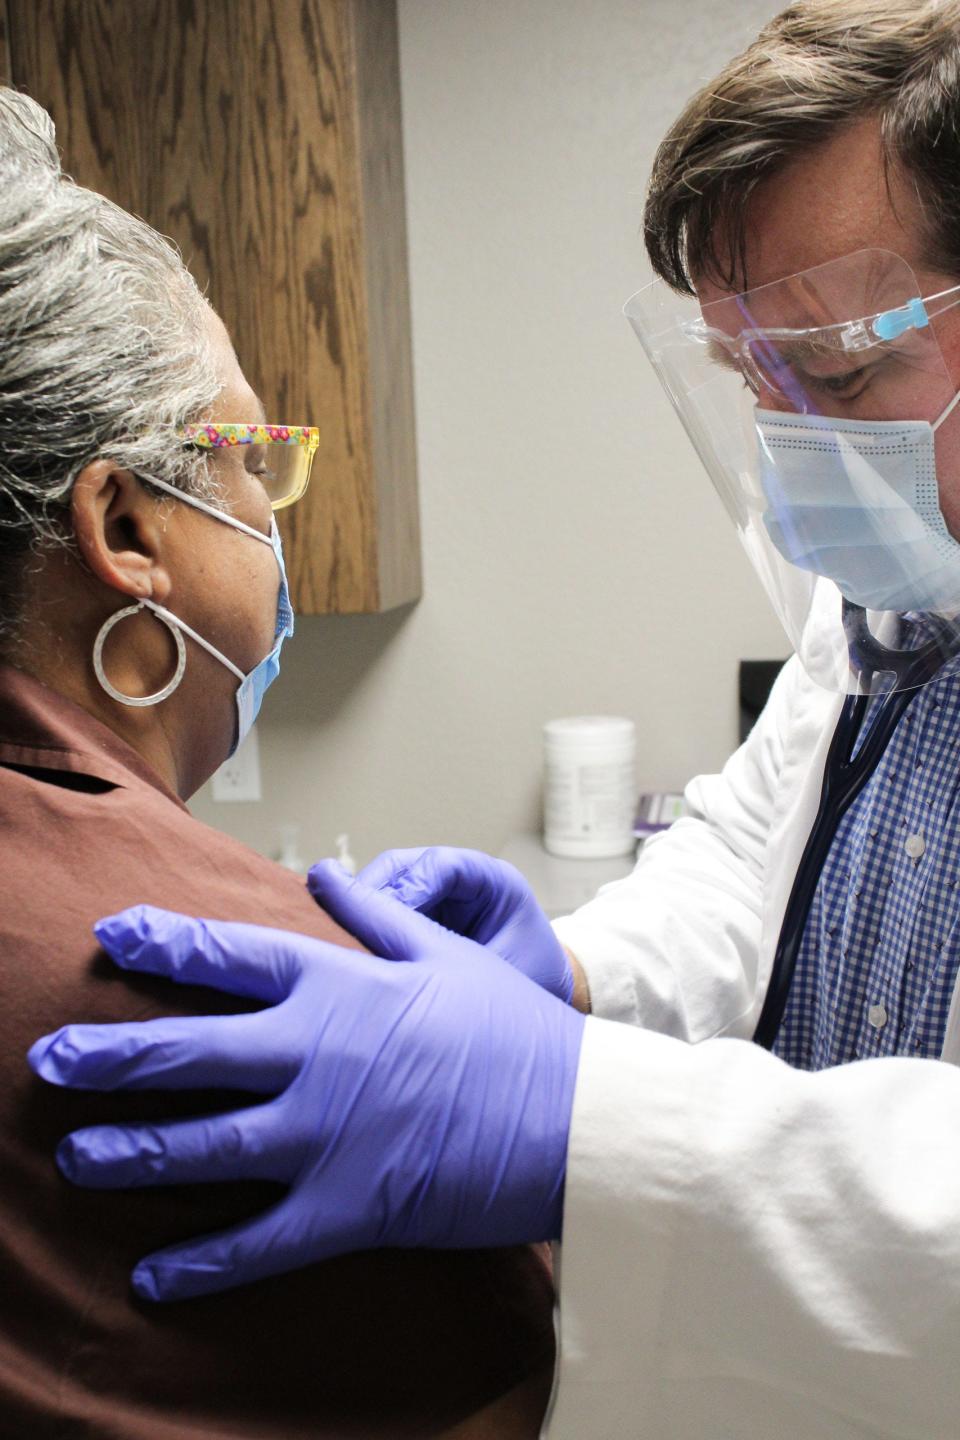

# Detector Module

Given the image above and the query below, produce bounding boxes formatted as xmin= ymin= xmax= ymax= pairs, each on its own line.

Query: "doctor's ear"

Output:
xmin=70 ymin=462 xmax=172 ymax=604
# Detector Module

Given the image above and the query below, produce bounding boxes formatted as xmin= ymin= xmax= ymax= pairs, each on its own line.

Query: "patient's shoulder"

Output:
xmin=0 ymin=758 xmax=555 ymax=1439
xmin=0 ymin=751 xmax=361 ymax=962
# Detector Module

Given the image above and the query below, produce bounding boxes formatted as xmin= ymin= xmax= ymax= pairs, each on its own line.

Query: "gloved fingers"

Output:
xmin=356 ymin=847 xmax=433 ymax=897
xmin=358 ymin=846 xmax=515 ymax=913
xmin=94 ymin=905 xmax=304 ymax=1002
xmin=55 ymin=1103 xmax=291 ymax=1189
xmin=358 ymin=847 xmax=532 ymax=948
xmin=28 ymin=1010 xmax=296 ymax=1093
xmin=128 ymin=1197 xmax=358 ymax=1301
xmin=307 ymin=860 xmax=462 ymax=961
xmin=355 ymin=847 xmax=482 ymax=936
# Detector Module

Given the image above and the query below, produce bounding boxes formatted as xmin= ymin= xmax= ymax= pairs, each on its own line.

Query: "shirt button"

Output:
xmin=868 ymin=1003 xmax=888 ymax=1029
xmin=905 ymin=833 xmax=926 ymax=859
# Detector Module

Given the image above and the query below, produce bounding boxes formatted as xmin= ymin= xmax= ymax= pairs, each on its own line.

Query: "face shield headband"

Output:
xmin=624 ymin=248 xmax=960 ymax=696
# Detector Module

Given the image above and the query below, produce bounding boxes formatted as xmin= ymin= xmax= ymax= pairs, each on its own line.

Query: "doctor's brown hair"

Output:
xmin=644 ymin=0 xmax=960 ymax=294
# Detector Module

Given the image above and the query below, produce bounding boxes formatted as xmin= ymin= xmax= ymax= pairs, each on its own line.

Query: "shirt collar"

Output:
xmin=0 ymin=662 xmax=186 ymax=808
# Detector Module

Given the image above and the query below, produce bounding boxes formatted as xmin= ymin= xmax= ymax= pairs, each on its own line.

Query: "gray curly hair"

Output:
xmin=0 ymin=88 xmax=222 ymax=642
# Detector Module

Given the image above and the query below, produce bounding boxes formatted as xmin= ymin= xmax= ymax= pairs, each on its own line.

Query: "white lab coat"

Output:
xmin=544 ymin=652 xmax=960 ymax=1438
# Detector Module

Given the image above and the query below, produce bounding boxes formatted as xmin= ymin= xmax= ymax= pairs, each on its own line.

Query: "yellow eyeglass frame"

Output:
xmin=179 ymin=422 xmax=319 ymax=510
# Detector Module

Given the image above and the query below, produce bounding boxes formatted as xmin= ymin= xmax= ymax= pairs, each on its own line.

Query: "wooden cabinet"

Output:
xmin=0 ymin=0 xmax=421 ymax=614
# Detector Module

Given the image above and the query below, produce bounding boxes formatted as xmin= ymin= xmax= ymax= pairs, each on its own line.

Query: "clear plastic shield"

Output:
xmin=625 ymin=249 xmax=960 ymax=694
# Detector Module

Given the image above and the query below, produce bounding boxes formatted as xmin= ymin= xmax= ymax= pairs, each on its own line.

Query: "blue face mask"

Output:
xmin=233 ymin=518 xmax=294 ymax=748
xmin=137 ymin=476 xmax=295 ymax=753
xmin=757 ymin=392 xmax=960 ymax=613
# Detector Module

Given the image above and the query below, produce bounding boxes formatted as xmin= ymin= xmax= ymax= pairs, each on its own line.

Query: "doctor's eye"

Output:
xmin=802 ymin=365 xmax=870 ymax=400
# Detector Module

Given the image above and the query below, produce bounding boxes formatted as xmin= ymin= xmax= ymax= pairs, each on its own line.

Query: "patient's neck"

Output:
xmin=12 ymin=563 xmax=232 ymax=800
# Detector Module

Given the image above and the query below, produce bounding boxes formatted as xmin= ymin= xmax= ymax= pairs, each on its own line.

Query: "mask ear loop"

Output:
xmin=93 ymin=602 xmax=187 ymax=707
xmin=932 ymin=386 xmax=960 ymax=432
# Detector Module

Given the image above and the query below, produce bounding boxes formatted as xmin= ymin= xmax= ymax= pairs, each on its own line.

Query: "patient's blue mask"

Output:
xmin=758 ymin=391 xmax=960 ymax=613
xmin=137 ymin=475 xmax=294 ymax=753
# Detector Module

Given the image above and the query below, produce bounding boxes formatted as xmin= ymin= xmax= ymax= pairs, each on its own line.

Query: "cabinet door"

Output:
xmin=1 ymin=0 xmax=421 ymax=613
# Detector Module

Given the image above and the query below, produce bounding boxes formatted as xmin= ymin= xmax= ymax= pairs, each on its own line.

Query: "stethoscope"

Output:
xmin=753 ymin=602 xmax=959 ymax=1049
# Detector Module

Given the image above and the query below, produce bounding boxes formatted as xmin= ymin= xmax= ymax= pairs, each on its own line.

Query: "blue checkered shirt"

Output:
xmin=774 ymin=660 xmax=960 ymax=1069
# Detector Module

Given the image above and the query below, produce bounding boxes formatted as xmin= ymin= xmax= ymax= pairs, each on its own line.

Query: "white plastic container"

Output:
xmin=543 ymin=715 xmax=637 ymax=859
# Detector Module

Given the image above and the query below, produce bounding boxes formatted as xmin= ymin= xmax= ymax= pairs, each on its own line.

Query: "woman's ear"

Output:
xmin=70 ymin=462 xmax=172 ymax=603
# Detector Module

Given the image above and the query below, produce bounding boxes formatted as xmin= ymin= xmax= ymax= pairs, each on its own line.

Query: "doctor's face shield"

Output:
xmin=624 ymin=248 xmax=960 ymax=695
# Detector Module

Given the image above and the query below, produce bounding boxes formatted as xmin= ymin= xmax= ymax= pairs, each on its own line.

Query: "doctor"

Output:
xmin=29 ymin=1 xmax=960 ymax=1435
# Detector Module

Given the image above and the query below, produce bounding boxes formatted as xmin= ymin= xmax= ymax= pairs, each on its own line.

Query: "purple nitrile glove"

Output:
xmin=309 ymin=847 xmax=574 ymax=1003
xmin=28 ymin=893 xmax=584 ymax=1303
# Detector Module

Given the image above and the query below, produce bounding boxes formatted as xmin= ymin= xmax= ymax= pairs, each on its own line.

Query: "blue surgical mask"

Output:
xmin=233 ymin=518 xmax=294 ymax=747
xmin=757 ymin=391 xmax=960 ymax=613
xmin=137 ymin=475 xmax=295 ymax=752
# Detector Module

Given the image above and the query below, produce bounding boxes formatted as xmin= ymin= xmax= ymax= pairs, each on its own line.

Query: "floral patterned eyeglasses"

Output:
xmin=179 ymin=423 xmax=319 ymax=510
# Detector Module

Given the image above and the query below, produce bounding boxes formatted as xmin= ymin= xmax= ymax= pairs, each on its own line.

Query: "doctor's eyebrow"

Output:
xmin=705 ymin=332 xmax=874 ymax=378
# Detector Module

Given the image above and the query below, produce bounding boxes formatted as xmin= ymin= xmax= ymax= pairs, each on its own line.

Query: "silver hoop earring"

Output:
xmin=93 ymin=603 xmax=187 ymax=707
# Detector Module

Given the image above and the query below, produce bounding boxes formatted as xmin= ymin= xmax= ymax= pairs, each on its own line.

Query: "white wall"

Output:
xmin=190 ymin=0 xmax=786 ymax=867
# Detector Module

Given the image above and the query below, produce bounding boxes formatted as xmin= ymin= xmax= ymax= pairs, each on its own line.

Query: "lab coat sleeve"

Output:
xmin=551 ymin=654 xmax=814 ymax=1042
xmin=544 ymin=1015 xmax=960 ymax=1440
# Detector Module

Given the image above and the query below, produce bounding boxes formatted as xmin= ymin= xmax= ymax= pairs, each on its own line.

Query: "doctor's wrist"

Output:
xmin=566 ymin=948 xmax=592 ymax=1014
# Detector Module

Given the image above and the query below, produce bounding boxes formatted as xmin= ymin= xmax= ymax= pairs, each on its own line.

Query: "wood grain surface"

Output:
xmin=351 ymin=0 xmax=421 ymax=610
xmin=2 ymin=0 xmax=420 ymax=613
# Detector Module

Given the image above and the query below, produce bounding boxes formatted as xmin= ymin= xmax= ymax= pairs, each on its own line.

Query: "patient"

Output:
xmin=0 ymin=89 xmax=554 ymax=1437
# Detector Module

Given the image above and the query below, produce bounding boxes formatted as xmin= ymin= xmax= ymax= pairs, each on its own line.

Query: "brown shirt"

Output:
xmin=0 ymin=665 xmax=554 ymax=1438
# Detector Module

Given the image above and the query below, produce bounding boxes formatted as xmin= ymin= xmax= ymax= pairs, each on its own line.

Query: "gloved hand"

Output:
xmin=310 ymin=847 xmax=574 ymax=1002
xmin=28 ymin=890 xmax=585 ymax=1303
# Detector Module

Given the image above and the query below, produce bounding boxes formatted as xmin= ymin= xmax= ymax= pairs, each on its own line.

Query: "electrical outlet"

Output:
xmin=211 ymin=725 xmax=262 ymax=802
